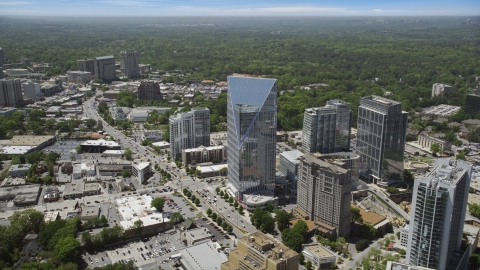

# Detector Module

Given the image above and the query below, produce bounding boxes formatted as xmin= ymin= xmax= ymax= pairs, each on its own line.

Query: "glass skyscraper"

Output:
xmin=406 ymin=159 xmax=472 ymax=270
xmin=227 ymin=76 xmax=277 ymax=199
xmin=356 ymin=95 xmax=407 ymax=184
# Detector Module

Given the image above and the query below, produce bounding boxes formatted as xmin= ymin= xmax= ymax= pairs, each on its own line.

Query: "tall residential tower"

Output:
xmin=120 ymin=50 xmax=140 ymax=79
xmin=302 ymin=99 xmax=352 ymax=154
xmin=356 ymin=95 xmax=407 ymax=184
xmin=94 ymin=56 xmax=116 ymax=82
xmin=296 ymin=153 xmax=352 ymax=238
xmin=406 ymin=158 xmax=472 ymax=270
xmin=169 ymin=108 xmax=210 ymax=160
xmin=227 ymin=76 xmax=277 ymax=199
xmin=0 ymin=78 xmax=24 ymax=107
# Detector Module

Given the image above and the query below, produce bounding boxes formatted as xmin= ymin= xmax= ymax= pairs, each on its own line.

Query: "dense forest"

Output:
xmin=1 ymin=17 xmax=479 ymax=130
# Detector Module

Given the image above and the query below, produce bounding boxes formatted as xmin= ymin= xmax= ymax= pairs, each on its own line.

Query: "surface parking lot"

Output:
xmin=194 ymin=217 xmax=230 ymax=243
xmin=103 ymin=230 xmax=184 ymax=269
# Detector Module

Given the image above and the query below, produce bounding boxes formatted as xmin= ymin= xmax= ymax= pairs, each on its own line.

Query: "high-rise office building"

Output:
xmin=296 ymin=153 xmax=351 ymax=238
xmin=227 ymin=76 xmax=277 ymax=199
xmin=431 ymin=83 xmax=452 ymax=97
xmin=0 ymin=78 xmax=23 ymax=107
xmin=464 ymin=92 xmax=480 ymax=117
xmin=137 ymin=81 xmax=163 ymax=101
xmin=94 ymin=56 xmax=116 ymax=82
xmin=169 ymin=108 xmax=210 ymax=160
xmin=302 ymin=100 xmax=352 ymax=154
xmin=119 ymin=50 xmax=140 ymax=79
xmin=356 ymin=95 xmax=407 ymax=184
xmin=78 ymin=59 xmax=95 ymax=76
xmin=0 ymin=48 xmax=4 ymax=67
xmin=406 ymin=158 xmax=472 ymax=270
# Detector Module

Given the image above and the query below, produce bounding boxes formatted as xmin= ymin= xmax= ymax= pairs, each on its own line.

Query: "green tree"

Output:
xmin=265 ymin=203 xmax=275 ymax=212
xmin=122 ymin=169 xmax=131 ymax=178
xmin=228 ymin=197 xmax=234 ymax=204
xmin=222 ymin=221 xmax=228 ymax=230
xmin=8 ymin=209 xmax=45 ymax=235
xmin=298 ymin=252 xmax=305 ymax=264
xmin=133 ymin=219 xmax=143 ymax=236
xmin=207 ymin=208 xmax=212 ymax=216
xmin=170 ymin=212 xmax=185 ymax=225
xmin=124 ymin=148 xmax=133 ymax=160
xmin=275 ymin=209 xmax=292 ymax=231
xmin=350 ymin=207 xmax=362 ymax=223
xmin=211 ymin=212 xmax=217 ymax=220
xmin=234 ymin=201 xmax=239 ymax=208
xmin=457 ymin=151 xmax=466 ymax=161
xmin=238 ymin=205 xmax=244 ymax=214
xmin=355 ymin=239 xmax=369 ymax=251
xmin=227 ymin=225 xmax=233 ymax=233
xmin=281 ymin=228 xmax=304 ymax=252
xmin=470 ymin=254 xmax=480 ymax=266
xmin=54 ymin=236 xmax=79 ymax=263
xmin=305 ymin=260 xmax=312 ymax=269
xmin=430 ymin=143 xmax=441 ymax=155
xmin=151 ymin=197 xmax=165 ymax=212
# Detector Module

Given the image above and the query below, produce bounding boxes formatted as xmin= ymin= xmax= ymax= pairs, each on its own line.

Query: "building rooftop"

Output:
xmin=423 ymin=158 xmax=471 ymax=186
xmin=184 ymin=145 xmax=224 ymax=152
xmin=95 ymin=55 xmax=114 ymax=61
xmin=132 ymin=161 xmax=150 ymax=170
xmin=84 ymin=183 xmax=99 ymax=192
xmin=116 ymin=195 xmax=170 ymax=229
xmin=303 ymin=153 xmax=348 ymax=174
xmin=81 ymin=139 xmax=119 ymax=147
xmin=64 ymin=182 xmax=84 ymax=195
xmin=81 ymin=206 xmax=100 ymax=219
xmin=9 ymin=164 xmax=32 ymax=172
xmin=179 ymin=241 xmax=227 ymax=270
xmin=196 ymin=164 xmax=228 ymax=173
xmin=186 ymin=227 xmax=212 ymax=242
xmin=303 ymin=244 xmax=336 ymax=260
xmin=102 ymin=150 xmax=125 ymax=155
xmin=44 ymin=211 xmax=59 ymax=223
xmin=6 ymin=135 xmax=55 ymax=146
xmin=0 ymin=146 xmax=35 ymax=155
xmin=237 ymin=231 xmax=297 ymax=264
xmin=351 ymin=204 xmax=386 ymax=226
xmin=280 ymin=149 xmax=304 ymax=163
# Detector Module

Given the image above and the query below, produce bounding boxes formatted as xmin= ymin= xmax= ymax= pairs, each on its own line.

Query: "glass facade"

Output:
xmin=407 ymin=159 xmax=472 ymax=270
xmin=356 ymin=95 xmax=407 ymax=183
xmin=302 ymin=100 xmax=352 ymax=154
xmin=227 ymin=76 xmax=277 ymax=198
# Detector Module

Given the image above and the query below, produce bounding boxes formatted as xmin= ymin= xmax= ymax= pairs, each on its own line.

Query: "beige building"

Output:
xmin=297 ymin=153 xmax=351 ymax=238
xmin=221 ymin=231 xmax=299 ymax=270
xmin=301 ymin=244 xmax=336 ymax=270
xmin=417 ymin=133 xmax=451 ymax=154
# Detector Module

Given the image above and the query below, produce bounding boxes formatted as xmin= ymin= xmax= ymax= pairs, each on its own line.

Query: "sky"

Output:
xmin=0 ymin=0 xmax=479 ymax=17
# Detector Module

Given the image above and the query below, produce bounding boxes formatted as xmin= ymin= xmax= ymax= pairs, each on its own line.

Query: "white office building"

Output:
xmin=431 ymin=83 xmax=452 ymax=97
xmin=22 ymin=81 xmax=43 ymax=101
xmin=132 ymin=161 xmax=151 ymax=184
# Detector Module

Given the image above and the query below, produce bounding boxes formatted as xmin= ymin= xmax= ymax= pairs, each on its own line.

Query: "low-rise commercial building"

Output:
xmin=141 ymin=130 xmax=161 ymax=142
xmin=98 ymin=162 xmax=131 ymax=176
xmin=103 ymin=90 xmax=119 ymax=100
xmin=221 ymin=231 xmax=299 ymax=270
xmin=129 ymin=109 xmax=149 ymax=122
xmin=110 ymin=106 xmax=130 ymax=121
xmin=79 ymin=139 xmax=120 ymax=153
xmin=5 ymin=135 xmax=56 ymax=152
xmin=182 ymin=145 xmax=226 ymax=166
xmin=196 ymin=164 xmax=227 ymax=178
xmin=179 ymin=241 xmax=227 ymax=270
xmin=116 ymin=195 xmax=171 ymax=236
xmin=183 ymin=227 xmax=213 ymax=246
xmin=301 ymin=244 xmax=336 ymax=270
xmin=80 ymin=206 xmax=100 ymax=220
xmin=243 ymin=191 xmax=278 ymax=211
xmin=0 ymin=107 xmax=18 ymax=117
xmin=132 ymin=161 xmax=151 ymax=184
xmin=101 ymin=150 xmax=124 ymax=158
xmin=63 ymin=182 xmax=100 ymax=199
xmin=9 ymin=164 xmax=32 ymax=177
xmin=417 ymin=133 xmax=451 ymax=154
xmin=0 ymin=185 xmax=41 ymax=206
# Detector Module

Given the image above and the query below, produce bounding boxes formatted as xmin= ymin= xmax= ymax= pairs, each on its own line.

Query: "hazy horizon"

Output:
xmin=0 ymin=0 xmax=479 ymax=17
